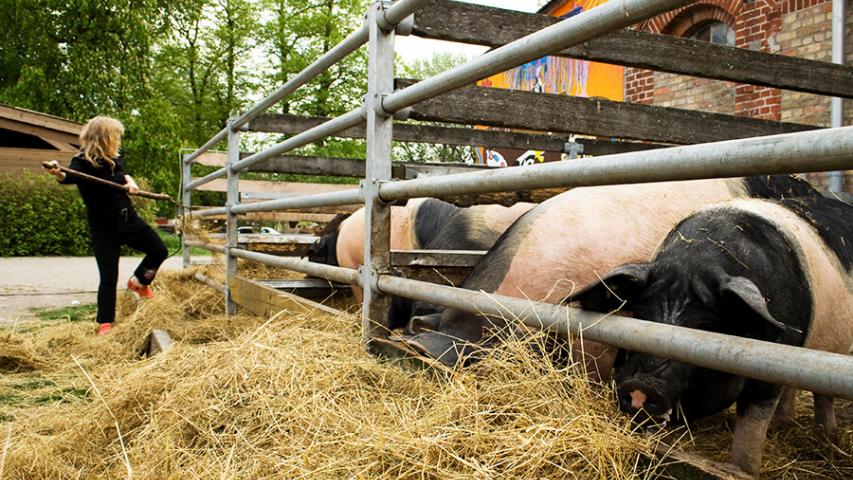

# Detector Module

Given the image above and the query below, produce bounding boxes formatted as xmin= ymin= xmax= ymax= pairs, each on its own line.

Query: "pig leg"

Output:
xmin=813 ymin=394 xmax=838 ymax=441
xmin=772 ymin=387 xmax=797 ymax=426
xmin=731 ymin=382 xmax=781 ymax=475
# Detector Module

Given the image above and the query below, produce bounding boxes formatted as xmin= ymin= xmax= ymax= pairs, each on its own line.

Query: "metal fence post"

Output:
xmin=362 ymin=0 xmax=396 ymax=346
xmin=828 ymin=0 xmax=846 ymax=192
xmin=225 ymin=120 xmax=240 ymax=315
xmin=181 ymin=153 xmax=192 ymax=268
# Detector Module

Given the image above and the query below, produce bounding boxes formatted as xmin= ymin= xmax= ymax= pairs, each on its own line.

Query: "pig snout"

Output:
xmin=617 ymin=379 xmax=673 ymax=422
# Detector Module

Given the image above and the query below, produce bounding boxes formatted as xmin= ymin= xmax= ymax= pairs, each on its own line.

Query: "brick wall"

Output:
xmin=777 ymin=1 xmax=853 ymax=190
xmin=651 ymin=72 xmax=736 ymax=114
xmin=627 ymin=0 xmax=852 ymax=191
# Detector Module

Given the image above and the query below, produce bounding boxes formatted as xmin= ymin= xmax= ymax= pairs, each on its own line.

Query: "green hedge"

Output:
xmin=0 ymin=171 xmax=156 ymax=257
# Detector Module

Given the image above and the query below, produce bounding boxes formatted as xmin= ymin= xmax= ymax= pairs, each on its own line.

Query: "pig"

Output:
xmin=568 ymin=195 xmax=853 ymax=475
xmin=401 ymin=175 xmax=820 ymax=378
xmin=307 ymin=198 xmax=533 ymax=329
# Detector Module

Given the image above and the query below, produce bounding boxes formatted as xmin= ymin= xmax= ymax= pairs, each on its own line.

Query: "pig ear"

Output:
xmin=720 ymin=276 xmax=803 ymax=336
xmin=566 ymin=263 xmax=651 ymax=312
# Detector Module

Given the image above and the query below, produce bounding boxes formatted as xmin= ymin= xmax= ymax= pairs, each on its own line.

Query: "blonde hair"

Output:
xmin=80 ymin=116 xmax=124 ymax=170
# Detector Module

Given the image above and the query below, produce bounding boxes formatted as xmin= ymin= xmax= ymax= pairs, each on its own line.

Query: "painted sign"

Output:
xmin=475 ymin=0 xmax=624 ymax=166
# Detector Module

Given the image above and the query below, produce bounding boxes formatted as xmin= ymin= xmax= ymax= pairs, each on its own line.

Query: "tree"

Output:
xmin=396 ymin=52 xmax=474 ymax=164
xmin=256 ymin=0 xmax=369 ymax=161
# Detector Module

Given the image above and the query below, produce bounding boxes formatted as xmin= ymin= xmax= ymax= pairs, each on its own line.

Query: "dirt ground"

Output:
xmin=0 ymin=256 xmax=212 ymax=325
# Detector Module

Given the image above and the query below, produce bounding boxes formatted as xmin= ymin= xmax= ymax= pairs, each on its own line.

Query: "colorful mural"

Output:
xmin=475 ymin=0 xmax=624 ymax=166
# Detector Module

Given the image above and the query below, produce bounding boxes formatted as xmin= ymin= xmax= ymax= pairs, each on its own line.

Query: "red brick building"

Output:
xmin=620 ymin=0 xmax=852 ymax=189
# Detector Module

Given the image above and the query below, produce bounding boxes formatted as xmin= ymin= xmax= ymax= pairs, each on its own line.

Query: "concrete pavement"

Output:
xmin=0 ymin=256 xmax=212 ymax=324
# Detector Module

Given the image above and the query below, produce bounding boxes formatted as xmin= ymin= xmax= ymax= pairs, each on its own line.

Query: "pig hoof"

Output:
xmin=731 ymin=451 xmax=761 ymax=476
xmin=817 ymin=424 xmax=839 ymax=444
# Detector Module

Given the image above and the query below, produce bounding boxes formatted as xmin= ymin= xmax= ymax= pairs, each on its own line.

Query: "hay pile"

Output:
xmin=0 ymin=269 xmax=663 ymax=479
xmin=2 ymin=268 xmax=850 ymax=479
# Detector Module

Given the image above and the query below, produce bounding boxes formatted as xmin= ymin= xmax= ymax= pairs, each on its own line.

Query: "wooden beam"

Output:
xmin=194 ymin=178 xmax=358 ymax=196
xmin=241 ymin=194 xmax=360 ymax=214
xmin=194 ymin=272 xmax=226 ymax=293
xmin=39 ymin=137 xmax=77 ymax=152
xmin=250 ymin=113 xmax=665 ymax=156
xmin=230 ymin=275 xmax=343 ymax=318
xmin=0 ymin=118 xmax=80 ymax=146
xmin=396 ymin=79 xmax=816 ymax=145
xmin=413 ymin=0 xmax=853 ymax=99
xmin=652 ymin=444 xmax=752 ymax=480
xmin=390 ymin=249 xmax=486 ymax=286
xmin=0 ymin=104 xmax=82 ymax=135
xmin=198 ymin=210 xmax=339 ymax=223
xmin=390 ymin=249 xmax=485 ymax=267
xmin=197 ymin=149 xmax=496 ymax=179
xmin=258 ymin=279 xmax=352 ymax=301
xmin=0 ymin=147 xmax=76 ymax=173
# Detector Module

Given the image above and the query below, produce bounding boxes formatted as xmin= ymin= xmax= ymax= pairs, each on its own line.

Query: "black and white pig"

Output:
xmin=569 ymin=195 xmax=853 ymax=475
xmin=402 ymin=175 xmax=820 ymax=379
xmin=307 ymin=198 xmax=533 ymax=328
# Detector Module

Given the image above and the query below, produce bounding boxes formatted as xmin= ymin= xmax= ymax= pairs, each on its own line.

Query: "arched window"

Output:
xmin=687 ymin=21 xmax=735 ymax=46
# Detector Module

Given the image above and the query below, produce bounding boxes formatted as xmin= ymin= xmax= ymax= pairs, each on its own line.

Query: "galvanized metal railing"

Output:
xmin=181 ymin=0 xmax=853 ymax=400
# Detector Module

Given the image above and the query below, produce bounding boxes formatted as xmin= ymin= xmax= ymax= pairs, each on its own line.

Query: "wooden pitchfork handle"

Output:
xmin=42 ymin=161 xmax=173 ymax=202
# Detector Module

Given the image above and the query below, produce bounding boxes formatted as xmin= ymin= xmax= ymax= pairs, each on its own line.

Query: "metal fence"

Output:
xmin=181 ymin=0 xmax=853 ymax=400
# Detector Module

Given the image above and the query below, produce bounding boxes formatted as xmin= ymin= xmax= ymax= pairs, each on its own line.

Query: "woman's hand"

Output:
xmin=43 ymin=160 xmax=66 ymax=181
xmin=125 ymin=175 xmax=140 ymax=194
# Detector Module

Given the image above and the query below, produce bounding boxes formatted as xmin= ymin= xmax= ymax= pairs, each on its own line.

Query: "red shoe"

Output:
xmin=97 ymin=323 xmax=113 ymax=336
xmin=127 ymin=276 xmax=154 ymax=299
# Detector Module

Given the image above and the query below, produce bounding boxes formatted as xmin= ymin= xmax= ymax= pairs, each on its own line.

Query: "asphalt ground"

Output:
xmin=0 ymin=256 xmax=212 ymax=325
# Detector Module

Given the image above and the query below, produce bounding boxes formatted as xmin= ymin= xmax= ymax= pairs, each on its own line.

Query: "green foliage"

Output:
xmin=0 ymin=0 xmax=475 ymax=240
xmin=0 ymin=171 xmax=159 ymax=256
xmin=33 ymin=303 xmax=98 ymax=323
xmin=157 ymin=230 xmax=210 ymax=256
xmin=0 ymin=172 xmax=91 ymax=256
xmin=396 ymin=53 xmax=475 ymax=164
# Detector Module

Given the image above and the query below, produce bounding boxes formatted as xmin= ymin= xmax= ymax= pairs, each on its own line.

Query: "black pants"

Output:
xmin=90 ymin=208 xmax=169 ymax=324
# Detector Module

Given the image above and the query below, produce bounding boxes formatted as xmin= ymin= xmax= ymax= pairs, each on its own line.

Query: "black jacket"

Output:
xmin=60 ymin=153 xmax=132 ymax=216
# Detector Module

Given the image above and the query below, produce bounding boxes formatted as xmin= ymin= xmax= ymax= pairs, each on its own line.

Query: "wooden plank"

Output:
xmin=652 ymin=443 xmax=752 ymax=480
xmin=194 ymin=178 xmax=357 ymax=195
xmin=259 ymin=278 xmax=352 ymax=301
xmin=0 ymin=147 xmax=77 ymax=172
xmin=436 ymin=187 xmax=568 ymax=207
xmin=413 ymin=0 xmax=853 ymax=99
xmin=250 ymin=113 xmax=665 ymax=156
xmin=39 ymin=137 xmax=77 ymax=152
xmin=389 ymin=249 xmax=485 ymax=286
xmin=198 ymin=149 xmax=495 ymax=179
xmin=259 ymin=279 xmax=349 ymax=289
xmin=0 ymin=118 xmax=80 ymax=145
xmin=194 ymin=272 xmax=226 ymax=293
xmin=396 ymin=79 xmax=817 ymax=145
xmin=198 ymin=210 xmax=338 ymax=223
xmin=195 ymin=151 xmax=228 ymax=167
xmin=236 ymin=233 xmax=318 ymax=244
xmin=230 ymin=275 xmax=344 ymax=319
xmin=390 ymin=249 xmax=485 ymax=267
xmin=0 ymin=104 xmax=82 ymax=135
xmin=241 ymin=192 xmax=361 ymax=214
xmin=393 ymin=265 xmax=470 ymax=287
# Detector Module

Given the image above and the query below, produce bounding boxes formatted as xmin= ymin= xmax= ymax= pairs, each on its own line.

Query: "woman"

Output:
xmin=45 ymin=116 xmax=168 ymax=336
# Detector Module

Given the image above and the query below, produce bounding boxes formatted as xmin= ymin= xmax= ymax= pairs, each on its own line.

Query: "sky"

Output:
xmin=395 ymin=0 xmax=550 ymax=62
